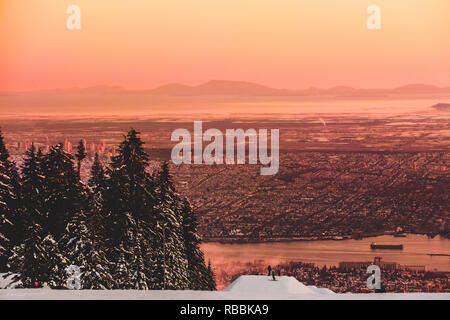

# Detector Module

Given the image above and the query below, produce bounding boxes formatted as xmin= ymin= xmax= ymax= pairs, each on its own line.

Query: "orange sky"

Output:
xmin=1 ymin=0 xmax=449 ymax=91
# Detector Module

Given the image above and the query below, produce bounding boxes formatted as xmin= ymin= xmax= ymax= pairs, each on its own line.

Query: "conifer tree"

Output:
xmin=0 ymin=129 xmax=9 ymax=163
xmin=21 ymin=144 xmax=46 ymax=230
xmin=41 ymin=143 xmax=88 ymax=240
xmin=114 ymin=252 xmax=131 ymax=289
xmin=89 ymin=152 xmax=107 ymax=196
xmin=103 ymin=129 xmax=159 ymax=289
xmin=41 ymin=234 xmax=68 ymax=288
xmin=181 ymin=199 xmax=212 ymax=290
xmin=86 ymin=152 xmax=109 ymax=243
xmin=0 ymin=128 xmax=20 ymax=194
xmin=6 ymin=243 xmax=24 ymax=275
xmin=0 ymin=129 xmax=21 ymax=247
xmin=60 ymin=211 xmax=114 ymax=289
xmin=206 ymin=260 xmax=217 ymax=291
xmin=103 ymin=129 xmax=152 ymax=222
xmin=81 ymin=233 xmax=114 ymax=289
xmin=67 ymin=129 xmax=213 ymax=291
xmin=0 ymin=212 xmax=12 ymax=271
xmin=75 ymin=139 xmax=87 ymax=176
xmin=108 ymin=210 xmax=153 ymax=289
xmin=10 ymin=225 xmax=67 ymax=288
xmin=152 ymin=162 xmax=189 ymax=289
xmin=129 ymin=237 xmax=149 ymax=290
xmin=59 ymin=211 xmax=91 ymax=266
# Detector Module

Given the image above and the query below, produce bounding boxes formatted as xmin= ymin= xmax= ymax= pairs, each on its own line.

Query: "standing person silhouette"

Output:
xmin=267 ymin=265 xmax=272 ymax=276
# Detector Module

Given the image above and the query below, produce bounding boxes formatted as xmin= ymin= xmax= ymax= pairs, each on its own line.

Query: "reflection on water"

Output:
xmin=201 ymin=234 xmax=450 ymax=272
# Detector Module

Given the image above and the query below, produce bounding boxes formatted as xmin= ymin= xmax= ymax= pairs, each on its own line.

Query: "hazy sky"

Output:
xmin=1 ymin=0 xmax=449 ymax=91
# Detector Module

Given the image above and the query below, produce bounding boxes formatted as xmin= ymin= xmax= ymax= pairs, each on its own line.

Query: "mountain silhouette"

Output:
xmin=2 ymin=81 xmax=450 ymax=96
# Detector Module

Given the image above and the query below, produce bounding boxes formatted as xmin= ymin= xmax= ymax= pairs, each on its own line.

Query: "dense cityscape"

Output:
xmin=174 ymin=151 xmax=449 ymax=242
xmin=3 ymin=114 xmax=449 ymax=242
xmin=1 ymin=113 xmax=449 ymax=293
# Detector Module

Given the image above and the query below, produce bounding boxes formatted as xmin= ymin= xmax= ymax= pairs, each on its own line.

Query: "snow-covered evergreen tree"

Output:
xmin=21 ymin=144 xmax=46 ymax=230
xmin=102 ymin=133 xmax=207 ymax=290
xmin=0 ymin=129 xmax=21 ymax=249
xmin=41 ymin=234 xmax=68 ymax=288
xmin=0 ymin=212 xmax=12 ymax=271
xmin=60 ymin=211 xmax=114 ymax=289
xmin=41 ymin=143 xmax=89 ymax=240
xmin=129 ymin=236 xmax=150 ymax=290
xmin=60 ymin=211 xmax=90 ymax=266
xmin=81 ymin=244 xmax=114 ymax=289
xmin=85 ymin=153 xmax=109 ymax=247
xmin=181 ymin=199 xmax=214 ymax=290
xmin=7 ymin=243 xmax=24 ymax=275
xmin=107 ymin=210 xmax=154 ymax=289
xmin=10 ymin=225 xmax=67 ymax=288
xmin=152 ymin=162 xmax=189 ymax=289
xmin=0 ymin=161 xmax=12 ymax=271
xmin=114 ymin=252 xmax=131 ymax=289
xmin=103 ymin=129 xmax=159 ymax=289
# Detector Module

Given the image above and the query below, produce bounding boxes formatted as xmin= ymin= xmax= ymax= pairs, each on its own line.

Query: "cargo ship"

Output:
xmin=370 ymin=243 xmax=403 ymax=250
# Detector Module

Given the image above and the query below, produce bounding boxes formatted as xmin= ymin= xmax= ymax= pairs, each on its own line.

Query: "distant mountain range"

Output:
xmin=2 ymin=80 xmax=450 ymax=96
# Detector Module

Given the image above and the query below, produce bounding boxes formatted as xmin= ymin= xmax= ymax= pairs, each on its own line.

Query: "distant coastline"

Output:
xmin=204 ymin=231 xmax=449 ymax=244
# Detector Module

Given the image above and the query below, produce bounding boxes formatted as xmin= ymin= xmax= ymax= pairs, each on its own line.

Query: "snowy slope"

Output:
xmin=224 ymin=275 xmax=333 ymax=295
xmin=0 ymin=275 xmax=449 ymax=300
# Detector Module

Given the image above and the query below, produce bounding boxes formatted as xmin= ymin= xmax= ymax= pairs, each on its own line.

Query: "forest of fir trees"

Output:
xmin=0 ymin=128 xmax=216 ymax=290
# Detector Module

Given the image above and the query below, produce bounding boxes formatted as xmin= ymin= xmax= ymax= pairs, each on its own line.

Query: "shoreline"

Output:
xmin=202 ymin=231 xmax=448 ymax=244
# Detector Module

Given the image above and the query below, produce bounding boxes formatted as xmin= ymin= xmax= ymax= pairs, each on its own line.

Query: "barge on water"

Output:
xmin=370 ymin=243 xmax=403 ymax=250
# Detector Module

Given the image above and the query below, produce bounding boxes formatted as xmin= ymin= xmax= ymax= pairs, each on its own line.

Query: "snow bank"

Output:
xmin=0 ymin=275 xmax=448 ymax=300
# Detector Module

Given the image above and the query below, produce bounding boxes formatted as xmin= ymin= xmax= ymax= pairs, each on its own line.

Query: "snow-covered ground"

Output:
xmin=224 ymin=275 xmax=333 ymax=295
xmin=1 ymin=275 xmax=449 ymax=300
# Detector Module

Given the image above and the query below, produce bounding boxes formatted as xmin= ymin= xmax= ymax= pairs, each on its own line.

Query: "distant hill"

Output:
xmin=393 ymin=84 xmax=450 ymax=94
xmin=432 ymin=103 xmax=450 ymax=111
xmin=142 ymin=80 xmax=295 ymax=96
xmin=3 ymin=81 xmax=450 ymax=97
xmin=136 ymin=81 xmax=450 ymax=96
